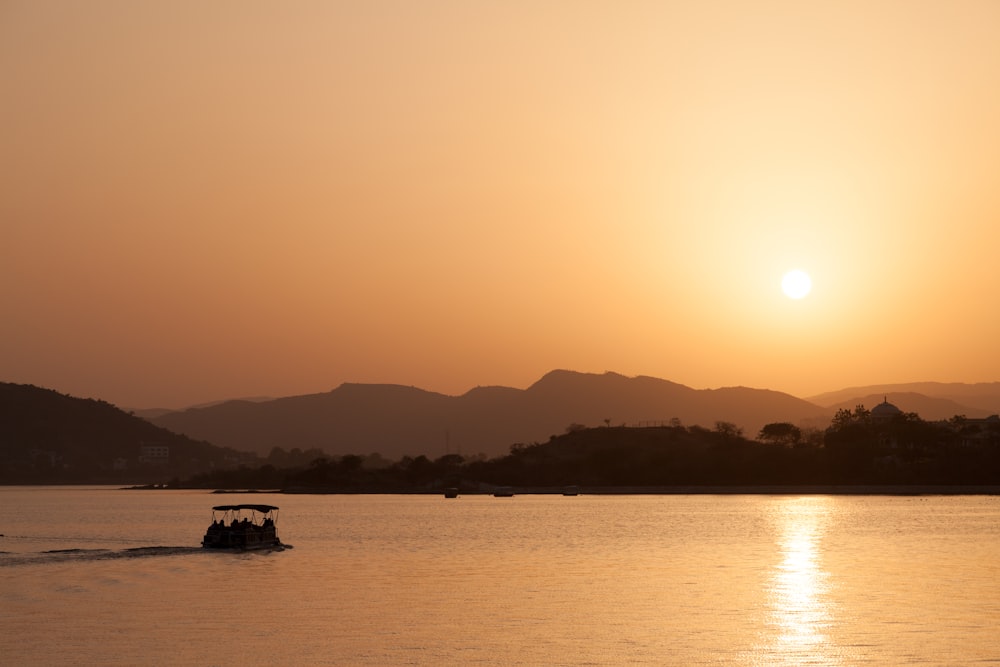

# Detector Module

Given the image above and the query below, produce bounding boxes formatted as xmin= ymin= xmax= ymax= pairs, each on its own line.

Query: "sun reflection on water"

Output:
xmin=759 ymin=496 xmax=839 ymax=666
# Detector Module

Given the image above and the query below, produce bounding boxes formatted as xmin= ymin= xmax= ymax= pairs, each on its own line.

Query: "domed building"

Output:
xmin=871 ymin=397 xmax=903 ymax=424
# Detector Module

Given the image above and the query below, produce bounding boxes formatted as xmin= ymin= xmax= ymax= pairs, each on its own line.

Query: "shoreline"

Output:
xmin=98 ymin=483 xmax=1000 ymax=495
xmin=278 ymin=484 xmax=1000 ymax=496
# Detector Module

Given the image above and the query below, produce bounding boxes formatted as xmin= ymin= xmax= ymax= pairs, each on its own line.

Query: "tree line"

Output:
xmin=172 ymin=410 xmax=1000 ymax=491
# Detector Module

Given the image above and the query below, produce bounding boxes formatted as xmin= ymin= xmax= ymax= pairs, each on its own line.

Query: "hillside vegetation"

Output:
xmin=0 ymin=383 xmax=251 ymax=483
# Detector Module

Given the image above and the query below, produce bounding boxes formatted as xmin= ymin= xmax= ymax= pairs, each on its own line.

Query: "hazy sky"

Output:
xmin=3 ymin=1 xmax=999 ymax=408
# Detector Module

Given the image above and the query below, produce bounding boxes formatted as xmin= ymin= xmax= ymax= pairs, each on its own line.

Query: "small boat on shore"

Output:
xmin=202 ymin=504 xmax=282 ymax=550
xmin=493 ymin=487 xmax=514 ymax=497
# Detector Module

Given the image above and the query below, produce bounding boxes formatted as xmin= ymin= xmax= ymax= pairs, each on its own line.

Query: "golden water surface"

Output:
xmin=2 ymin=488 xmax=999 ymax=665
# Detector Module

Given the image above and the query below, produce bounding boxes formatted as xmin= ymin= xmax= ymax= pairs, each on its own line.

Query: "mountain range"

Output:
xmin=5 ymin=372 xmax=999 ymax=468
xmin=145 ymin=370 xmax=996 ymax=460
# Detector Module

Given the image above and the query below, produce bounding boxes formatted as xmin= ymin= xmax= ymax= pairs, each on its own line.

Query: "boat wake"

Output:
xmin=0 ymin=545 xmax=205 ymax=567
xmin=1 ymin=543 xmax=294 ymax=567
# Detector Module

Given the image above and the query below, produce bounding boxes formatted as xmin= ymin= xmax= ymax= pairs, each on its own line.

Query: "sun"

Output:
xmin=781 ymin=270 xmax=812 ymax=299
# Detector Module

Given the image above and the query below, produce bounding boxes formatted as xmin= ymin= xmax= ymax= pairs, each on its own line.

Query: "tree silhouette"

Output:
xmin=757 ymin=422 xmax=802 ymax=446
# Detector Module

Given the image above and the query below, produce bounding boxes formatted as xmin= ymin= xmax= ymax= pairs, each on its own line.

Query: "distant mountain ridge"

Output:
xmin=149 ymin=370 xmax=832 ymax=459
xmin=807 ymin=382 xmax=1000 ymax=418
xmin=131 ymin=396 xmax=275 ymax=420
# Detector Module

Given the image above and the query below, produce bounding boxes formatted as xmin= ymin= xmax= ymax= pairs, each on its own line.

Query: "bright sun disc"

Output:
xmin=781 ymin=270 xmax=812 ymax=299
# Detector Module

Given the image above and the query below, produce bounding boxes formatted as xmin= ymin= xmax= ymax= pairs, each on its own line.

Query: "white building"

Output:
xmin=139 ymin=443 xmax=169 ymax=465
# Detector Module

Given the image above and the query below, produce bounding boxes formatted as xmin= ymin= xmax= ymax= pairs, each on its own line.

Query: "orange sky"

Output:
xmin=3 ymin=1 xmax=999 ymax=409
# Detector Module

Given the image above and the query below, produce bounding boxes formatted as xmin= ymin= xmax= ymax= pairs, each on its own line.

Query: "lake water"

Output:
xmin=2 ymin=487 xmax=999 ymax=666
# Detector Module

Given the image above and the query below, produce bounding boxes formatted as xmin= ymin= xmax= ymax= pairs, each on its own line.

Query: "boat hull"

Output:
xmin=202 ymin=541 xmax=283 ymax=551
xmin=202 ymin=525 xmax=280 ymax=550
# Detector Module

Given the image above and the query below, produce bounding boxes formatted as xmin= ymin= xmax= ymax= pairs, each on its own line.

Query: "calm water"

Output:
xmin=2 ymin=488 xmax=999 ymax=666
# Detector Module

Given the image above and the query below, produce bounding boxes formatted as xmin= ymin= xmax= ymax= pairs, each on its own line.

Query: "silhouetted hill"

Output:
xmin=0 ymin=383 xmax=251 ymax=483
xmin=150 ymin=370 xmax=831 ymax=459
xmin=808 ymin=383 xmax=1000 ymax=419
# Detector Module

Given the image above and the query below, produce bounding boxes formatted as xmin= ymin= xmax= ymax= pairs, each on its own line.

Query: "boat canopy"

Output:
xmin=212 ymin=504 xmax=279 ymax=513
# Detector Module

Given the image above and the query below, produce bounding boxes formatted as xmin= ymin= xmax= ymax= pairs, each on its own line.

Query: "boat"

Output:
xmin=493 ymin=486 xmax=514 ymax=497
xmin=444 ymin=487 xmax=459 ymax=498
xmin=202 ymin=504 xmax=282 ymax=550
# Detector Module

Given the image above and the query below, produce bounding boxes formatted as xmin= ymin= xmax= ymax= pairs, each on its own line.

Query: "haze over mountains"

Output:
xmin=146 ymin=370 xmax=997 ymax=460
xmin=807 ymin=382 xmax=1000 ymax=416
